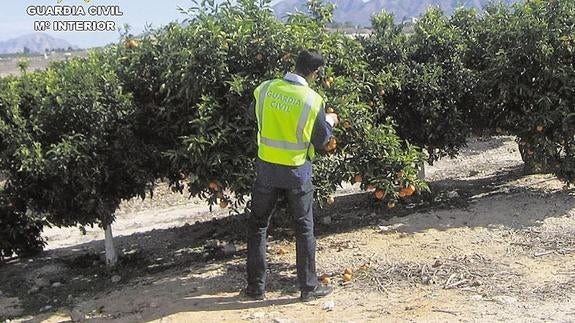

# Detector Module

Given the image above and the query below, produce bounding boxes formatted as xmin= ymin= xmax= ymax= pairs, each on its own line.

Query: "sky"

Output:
xmin=0 ymin=0 xmax=206 ymax=48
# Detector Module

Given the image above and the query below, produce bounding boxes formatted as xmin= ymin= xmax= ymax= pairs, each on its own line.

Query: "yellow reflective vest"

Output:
xmin=254 ymin=78 xmax=323 ymax=166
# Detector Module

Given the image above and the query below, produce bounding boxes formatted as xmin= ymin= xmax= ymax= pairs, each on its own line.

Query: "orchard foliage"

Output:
xmin=363 ymin=9 xmax=477 ymax=162
xmin=2 ymin=0 xmax=575 ymax=258
xmin=477 ymin=0 xmax=575 ymax=177
xmin=0 ymin=187 xmax=45 ymax=259
xmin=0 ymin=55 xmax=157 ymax=258
xmin=103 ymin=0 xmax=427 ymax=210
xmin=362 ymin=0 xmax=575 ymax=180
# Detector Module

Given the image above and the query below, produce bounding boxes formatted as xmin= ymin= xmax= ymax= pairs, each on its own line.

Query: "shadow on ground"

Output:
xmin=2 ymin=164 xmax=574 ymax=321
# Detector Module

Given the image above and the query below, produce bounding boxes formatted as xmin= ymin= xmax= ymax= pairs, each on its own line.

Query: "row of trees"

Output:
xmin=1 ymin=0 xmax=574 ymax=263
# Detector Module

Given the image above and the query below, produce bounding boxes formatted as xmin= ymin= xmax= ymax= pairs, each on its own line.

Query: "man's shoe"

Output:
xmin=300 ymin=285 xmax=333 ymax=302
xmin=240 ymin=288 xmax=265 ymax=301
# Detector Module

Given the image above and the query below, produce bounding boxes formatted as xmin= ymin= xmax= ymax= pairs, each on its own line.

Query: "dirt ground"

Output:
xmin=2 ymin=135 xmax=575 ymax=323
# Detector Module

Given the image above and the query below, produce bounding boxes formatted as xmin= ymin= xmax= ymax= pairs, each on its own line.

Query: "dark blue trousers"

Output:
xmin=246 ymin=181 xmax=319 ymax=294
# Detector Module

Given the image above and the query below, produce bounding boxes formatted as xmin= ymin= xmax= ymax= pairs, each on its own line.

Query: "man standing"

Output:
xmin=245 ymin=49 xmax=338 ymax=302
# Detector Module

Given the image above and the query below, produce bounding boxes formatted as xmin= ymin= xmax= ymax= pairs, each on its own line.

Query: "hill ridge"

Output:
xmin=0 ymin=33 xmax=78 ymax=55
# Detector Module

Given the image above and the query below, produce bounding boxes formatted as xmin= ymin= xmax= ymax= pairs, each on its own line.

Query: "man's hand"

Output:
xmin=326 ymin=113 xmax=339 ymax=127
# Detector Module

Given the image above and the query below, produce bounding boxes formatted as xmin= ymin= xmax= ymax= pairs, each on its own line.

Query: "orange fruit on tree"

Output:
xmin=405 ymin=185 xmax=416 ymax=196
xmin=321 ymin=276 xmax=331 ymax=285
xmin=375 ymin=190 xmax=385 ymax=200
xmin=326 ymin=196 xmax=335 ymax=205
xmin=343 ymin=121 xmax=352 ymax=129
xmin=219 ymin=200 xmax=228 ymax=208
xmin=343 ymin=273 xmax=352 ymax=282
xmin=208 ymin=181 xmax=220 ymax=191
xmin=125 ymin=39 xmax=139 ymax=49
xmin=354 ymin=174 xmax=363 ymax=184
xmin=398 ymin=190 xmax=407 ymax=198
xmin=326 ymin=137 xmax=337 ymax=151
xmin=327 ymin=76 xmax=334 ymax=83
xmin=326 ymin=107 xmax=335 ymax=113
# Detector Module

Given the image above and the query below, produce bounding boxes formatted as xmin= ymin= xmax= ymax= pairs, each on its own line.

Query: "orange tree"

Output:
xmin=0 ymin=74 xmax=48 ymax=259
xmin=0 ymin=0 xmax=429 ymax=257
xmin=448 ymin=7 xmax=490 ymax=134
xmin=362 ymin=9 xmax=478 ymax=163
xmin=0 ymin=187 xmax=44 ymax=260
xmin=291 ymin=1 xmax=427 ymax=204
xmin=477 ymin=0 xmax=575 ymax=178
xmin=0 ymin=55 xmax=157 ymax=262
xmin=0 ymin=76 xmax=46 ymax=259
xmin=104 ymin=0 xmax=427 ymax=210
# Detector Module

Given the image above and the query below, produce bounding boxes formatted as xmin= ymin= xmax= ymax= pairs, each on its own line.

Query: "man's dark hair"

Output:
xmin=295 ymin=49 xmax=324 ymax=77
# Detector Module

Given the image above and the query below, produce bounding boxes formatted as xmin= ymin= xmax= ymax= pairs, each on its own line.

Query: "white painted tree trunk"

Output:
xmin=104 ymin=223 xmax=118 ymax=267
xmin=417 ymin=161 xmax=426 ymax=180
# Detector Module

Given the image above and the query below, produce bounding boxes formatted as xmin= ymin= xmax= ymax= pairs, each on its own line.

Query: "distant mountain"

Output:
xmin=273 ymin=0 xmax=520 ymax=26
xmin=0 ymin=33 xmax=78 ymax=55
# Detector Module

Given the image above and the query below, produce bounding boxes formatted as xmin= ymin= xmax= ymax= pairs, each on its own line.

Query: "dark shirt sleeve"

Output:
xmin=311 ymin=106 xmax=333 ymax=153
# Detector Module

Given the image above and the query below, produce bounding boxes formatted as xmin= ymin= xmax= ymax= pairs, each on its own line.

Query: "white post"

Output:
xmin=104 ymin=223 xmax=118 ymax=267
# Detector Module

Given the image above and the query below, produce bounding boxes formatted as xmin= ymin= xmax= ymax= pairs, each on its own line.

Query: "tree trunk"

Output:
xmin=518 ymin=141 xmax=556 ymax=175
xmin=417 ymin=161 xmax=426 ymax=180
xmin=104 ymin=223 xmax=118 ymax=267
